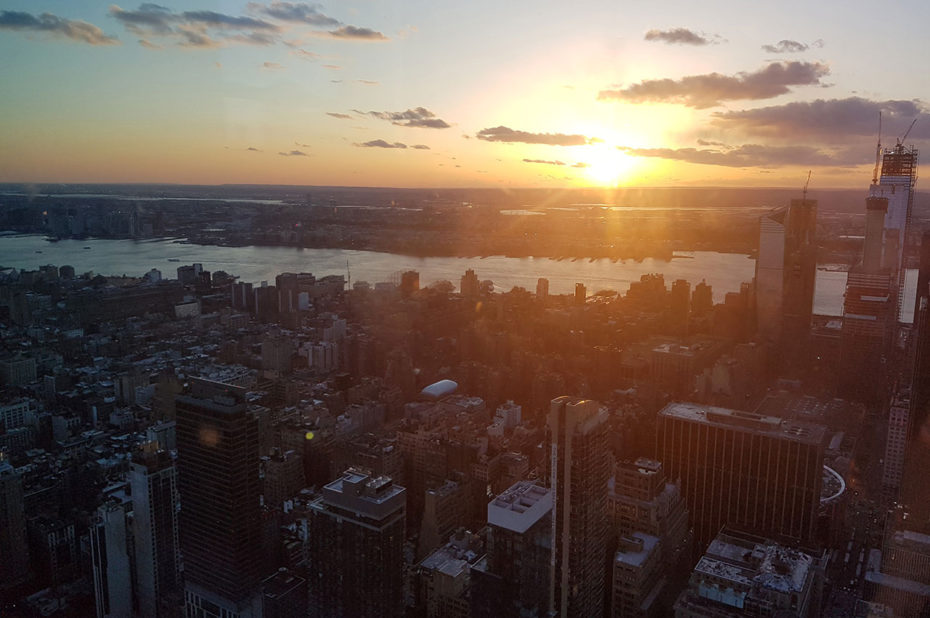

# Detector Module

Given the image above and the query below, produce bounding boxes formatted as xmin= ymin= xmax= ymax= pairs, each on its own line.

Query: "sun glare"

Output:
xmin=582 ymin=143 xmax=637 ymax=187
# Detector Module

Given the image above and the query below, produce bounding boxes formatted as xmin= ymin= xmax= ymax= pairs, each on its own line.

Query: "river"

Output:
xmin=0 ymin=234 xmax=917 ymax=321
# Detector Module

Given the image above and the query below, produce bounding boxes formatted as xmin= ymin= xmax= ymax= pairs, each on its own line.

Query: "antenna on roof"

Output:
xmin=802 ymin=170 xmax=812 ymax=201
xmin=872 ymin=112 xmax=882 ymax=185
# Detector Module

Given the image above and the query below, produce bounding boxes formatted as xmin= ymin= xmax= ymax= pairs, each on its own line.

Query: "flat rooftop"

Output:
xmin=488 ymin=481 xmax=552 ymax=534
xmin=660 ymin=402 xmax=825 ymax=445
xmin=695 ymin=531 xmax=815 ymax=595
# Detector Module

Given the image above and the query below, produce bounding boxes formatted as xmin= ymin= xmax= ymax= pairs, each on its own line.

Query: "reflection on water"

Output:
xmin=0 ymin=235 xmax=917 ymax=320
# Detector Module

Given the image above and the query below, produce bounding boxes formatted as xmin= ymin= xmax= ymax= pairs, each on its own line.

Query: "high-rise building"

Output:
xmin=755 ymin=197 xmax=817 ymax=354
xmin=176 ymin=378 xmax=263 ymax=617
xmin=261 ymin=568 xmax=307 ymax=618
xmin=536 ymin=277 xmax=549 ymax=302
xmin=611 ymin=533 xmax=663 ymax=618
xmin=674 ymin=528 xmax=823 ymax=617
xmin=608 ymin=458 xmax=690 ymax=568
xmin=691 ymin=281 xmax=713 ymax=316
xmin=471 ymin=481 xmax=553 ymax=618
xmin=872 ymin=142 xmax=918 ymax=318
xmin=90 ymin=496 xmax=134 ymax=618
xmin=0 ymin=453 xmax=30 ymax=591
xmin=669 ymin=279 xmax=690 ymax=334
xmin=574 ymin=283 xmax=586 ymax=305
xmin=307 ymin=469 xmax=406 ymax=617
xmin=657 ymin=402 xmax=825 ymax=551
xmin=461 ymin=269 xmax=479 ymax=298
xmin=400 ymin=270 xmax=420 ymax=296
xmin=548 ymin=396 xmax=610 ymax=617
xmin=130 ymin=443 xmax=181 ymax=618
xmin=882 ymin=392 xmax=911 ymax=498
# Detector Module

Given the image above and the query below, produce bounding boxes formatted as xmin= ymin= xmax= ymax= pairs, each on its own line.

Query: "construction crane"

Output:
xmin=872 ymin=112 xmax=882 ymax=185
xmin=899 ymin=117 xmax=918 ymax=145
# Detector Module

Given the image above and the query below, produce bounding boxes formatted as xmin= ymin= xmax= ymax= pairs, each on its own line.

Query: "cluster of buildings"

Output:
xmin=0 ymin=137 xmax=929 ymax=616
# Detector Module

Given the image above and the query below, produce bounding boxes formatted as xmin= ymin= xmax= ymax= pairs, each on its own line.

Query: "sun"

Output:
xmin=581 ymin=143 xmax=638 ymax=187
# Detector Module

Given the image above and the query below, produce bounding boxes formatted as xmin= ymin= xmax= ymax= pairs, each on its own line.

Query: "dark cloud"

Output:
xmin=644 ymin=27 xmax=714 ymax=46
xmin=411 ymin=144 xmax=430 ymax=150
xmin=598 ymin=61 xmax=829 ymax=108
xmin=263 ymin=61 xmax=284 ymax=69
xmin=182 ymin=10 xmax=276 ymax=30
xmin=0 ymin=10 xmax=119 ymax=45
xmin=357 ymin=79 xmax=379 ymax=85
xmin=110 ymin=4 xmax=278 ymax=48
xmin=761 ymin=39 xmax=808 ymax=53
xmin=326 ymin=112 xmax=353 ymax=119
xmin=138 ymin=38 xmax=161 ymax=49
xmin=246 ymin=146 xmax=261 ymax=151
xmin=357 ymin=140 xmax=407 ymax=149
xmin=329 ymin=26 xmax=387 ymax=40
xmin=365 ymin=107 xmax=450 ymax=129
xmin=523 ymin=159 xmax=566 ymax=166
xmin=254 ymin=2 xmax=340 ymax=26
xmin=712 ymin=97 xmax=929 ymax=139
xmin=279 ymin=149 xmax=308 ymax=156
xmin=476 ymin=126 xmax=594 ymax=146
xmin=617 ymin=143 xmax=865 ymax=167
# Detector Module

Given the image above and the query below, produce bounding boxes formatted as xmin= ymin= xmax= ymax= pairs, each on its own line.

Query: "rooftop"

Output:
xmin=660 ymin=402 xmax=825 ymax=445
xmin=615 ymin=533 xmax=660 ymax=568
xmin=695 ymin=530 xmax=815 ymax=595
xmin=488 ymin=481 xmax=552 ymax=534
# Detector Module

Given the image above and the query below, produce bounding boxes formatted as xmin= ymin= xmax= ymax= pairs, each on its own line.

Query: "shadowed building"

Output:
xmin=548 ymin=396 xmax=610 ymax=617
xmin=176 ymin=378 xmax=262 ymax=617
xmin=657 ymin=402 xmax=825 ymax=553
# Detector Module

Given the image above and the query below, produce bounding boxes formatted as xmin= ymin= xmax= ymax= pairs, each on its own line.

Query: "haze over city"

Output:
xmin=1 ymin=0 xmax=929 ymax=188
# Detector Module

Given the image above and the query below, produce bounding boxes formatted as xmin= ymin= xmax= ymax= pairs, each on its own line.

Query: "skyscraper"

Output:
xmin=307 ymin=469 xmax=406 ymax=617
xmin=657 ymin=402 xmax=825 ymax=552
xmin=90 ymin=496 xmax=134 ymax=618
xmin=176 ymin=378 xmax=262 ymax=617
xmin=548 ymin=396 xmax=610 ymax=617
xmin=472 ymin=481 xmax=553 ymax=618
xmin=0 ymin=452 xmax=30 ymax=591
xmin=755 ymin=198 xmax=817 ymax=356
xmin=841 ymin=196 xmax=896 ymax=397
xmin=130 ymin=443 xmax=181 ymax=618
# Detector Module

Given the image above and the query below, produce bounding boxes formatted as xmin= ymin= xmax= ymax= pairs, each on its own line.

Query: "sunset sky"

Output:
xmin=1 ymin=0 xmax=928 ymax=188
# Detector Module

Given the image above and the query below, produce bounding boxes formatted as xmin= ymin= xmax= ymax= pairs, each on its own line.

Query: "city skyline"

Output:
xmin=1 ymin=0 xmax=929 ymax=188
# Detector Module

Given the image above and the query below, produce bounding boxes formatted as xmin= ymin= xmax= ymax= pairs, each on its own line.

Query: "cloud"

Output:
xmin=411 ymin=144 xmax=430 ymax=150
xmin=523 ymin=159 xmax=566 ymax=166
xmin=712 ymin=97 xmax=929 ymax=139
xmin=246 ymin=146 xmax=261 ymax=151
xmin=644 ymin=27 xmax=716 ymax=46
xmin=365 ymin=107 xmax=450 ymax=129
xmin=0 ymin=10 xmax=120 ymax=45
xmin=761 ymin=39 xmax=808 ymax=53
xmin=597 ymin=61 xmax=829 ymax=108
xmin=475 ymin=126 xmax=594 ymax=146
xmin=253 ymin=2 xmax=340 ymax=26
xmin=291 ymin=48 xmax=319 ymax=60
xmin=110 ymin=4 xmax=278 ymax=48
xmin=326 ymin=112 xmax=353 ymax=119
xmin=696 ymin=139 xmax=727 ymax=147
xmin=357 ymin=140 xmax=407 ymax=148
xmin=617 ymin=143 xmax=865 ymax=167
xmin=322 ymin=64 xmax=341 ymax=69
xmin=279 ymin=149 xmax=308 ymax=156
xmin=295 ymin=141 xmax=310 ymax=147
xmin=263 ymin=61 xmax=284 ymax=69
xmin=329 ymin=26 xmax=387 ymax=40
xmin=138 ymin=38 xmax=161 ymax=49
xmin=357 ymin=79 xmax=379 ymax=85
xmin=572 ymin=162 xmax=589 ymax=168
